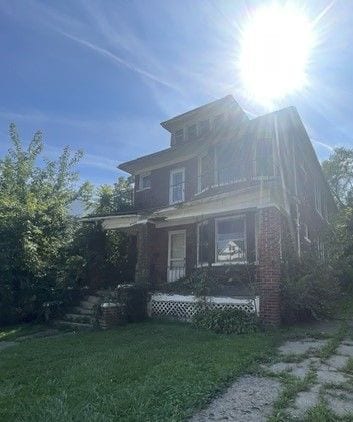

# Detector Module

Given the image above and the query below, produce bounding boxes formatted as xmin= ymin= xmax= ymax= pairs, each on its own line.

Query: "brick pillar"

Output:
xmin=134 ymin=223 xmax=154 ymax=286
xmin=257 ymin=207 xmax=281 ymax=326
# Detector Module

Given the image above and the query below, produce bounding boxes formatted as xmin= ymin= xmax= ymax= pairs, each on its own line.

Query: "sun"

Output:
xmin=239 ymin=3 xmax=314 ymax=106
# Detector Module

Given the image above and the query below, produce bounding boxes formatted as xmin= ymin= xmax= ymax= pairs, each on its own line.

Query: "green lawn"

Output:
xmin=0 ymin=321 xmax=279 ymax=421
xmin=0 ymin=323 xmax=47 ymax=342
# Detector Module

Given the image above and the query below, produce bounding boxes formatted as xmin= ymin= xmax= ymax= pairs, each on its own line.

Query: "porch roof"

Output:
xmin=81 ymin=183 xmax=285 ymax=230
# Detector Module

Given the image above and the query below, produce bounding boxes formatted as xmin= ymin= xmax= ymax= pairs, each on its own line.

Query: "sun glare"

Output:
xmin=239 ymin=3 xmax=314 ymax=106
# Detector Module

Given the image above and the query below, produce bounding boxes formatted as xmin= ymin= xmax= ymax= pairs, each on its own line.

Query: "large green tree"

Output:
xmin=0 ymin=124 xmax=91 ymax=323
xmin=322 ymin=147 xmax=353 ymax=285
xmin=322 ymin=147 xmax=353 ymax=208
xmin=72 ymin=177 xmax=136 ymax=289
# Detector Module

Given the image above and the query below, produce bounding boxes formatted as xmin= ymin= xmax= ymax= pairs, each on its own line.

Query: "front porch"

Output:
xmin=83 ymin=197 xmax=283 ymax=324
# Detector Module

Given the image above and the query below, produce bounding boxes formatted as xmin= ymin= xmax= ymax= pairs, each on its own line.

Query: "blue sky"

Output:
xmin=1 ymin=0 xmax=353 ymax=186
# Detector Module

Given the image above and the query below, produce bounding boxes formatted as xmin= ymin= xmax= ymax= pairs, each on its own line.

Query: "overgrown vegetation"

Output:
xmin=281 ymin=253 xmax=341 ymax=324
xmin=278 ymin=146 xmax=353 ymax=325
xmin=0 ymin=124 xmax=91 ymax=324
xmin=193 ymin=307 xmax=258 ymax=334
xmin=0 ymin=124 xmax=135 ymax=325
xmin=160 ymin=266 xmax=256 ymax=297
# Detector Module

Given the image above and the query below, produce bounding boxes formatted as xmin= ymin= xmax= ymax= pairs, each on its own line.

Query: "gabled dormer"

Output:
xmin=160 ymin=95 xmax=249 ymax=147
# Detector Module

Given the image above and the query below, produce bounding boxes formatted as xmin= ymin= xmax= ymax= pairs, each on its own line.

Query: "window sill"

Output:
xmin=136 ymin=187 xmax=151 ymax=192
xmin=212 ymin=261 xmax=247 ymax=266
xmin=169 ymin=200 xmax=184 ymax=206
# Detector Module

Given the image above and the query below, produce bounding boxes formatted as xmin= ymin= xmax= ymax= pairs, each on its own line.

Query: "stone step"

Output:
xmin=80 ymin=300 xmax=96 ymax=310
xmin=96 ymin=290 xmax=110 ymax=296
xmin=65 ymin=313 xmax=93 ymax=324
xmin=73 ymin=306 xmax=93 ymax=315
xmin=86 ymin=295 xmax=102 ymax=304
xmin=56 ymin=320 xmax=93 ymax=330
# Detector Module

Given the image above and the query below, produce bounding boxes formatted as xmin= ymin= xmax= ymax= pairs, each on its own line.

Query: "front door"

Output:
xmin=168 ymin=230 xmax=186 ymax=282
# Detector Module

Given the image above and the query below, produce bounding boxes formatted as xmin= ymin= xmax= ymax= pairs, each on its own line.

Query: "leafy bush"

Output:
xmin=112 ymin=285 xmax=148 ymax=322
xmin=192 ymin=307 xmax=258 ymax=334
xmin=281 ymin=255 xmax=341 ymax=324
xmin=159 ymin=266 xmax=256 ymax=297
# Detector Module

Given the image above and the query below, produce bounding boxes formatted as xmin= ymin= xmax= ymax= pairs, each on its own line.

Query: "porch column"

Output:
xmin=134 ymin=222 xmax=154 ymax=286
xmin=256 ymin=207 xmax=282 ymax=326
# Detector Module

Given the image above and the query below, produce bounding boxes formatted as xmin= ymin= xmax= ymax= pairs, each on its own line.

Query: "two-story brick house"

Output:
xmin=88 ymin=95 xmax=336 ymax=324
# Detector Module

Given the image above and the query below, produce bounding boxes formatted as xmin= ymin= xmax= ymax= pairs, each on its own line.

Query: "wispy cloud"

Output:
xmin=312 ymin=138 xmax=334 ymax=152
xmin=0 ymin=110 xmax=93 ymax=129
xmin=43 ymin=144 xmax=118 ymax=173
xmin=80 ymin=152 xmax=118 ymax=172
xmin=58 ymin=31 xmax=178 ymax=91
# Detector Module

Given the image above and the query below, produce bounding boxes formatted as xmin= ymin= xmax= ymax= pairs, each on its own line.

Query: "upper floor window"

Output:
xmin=187 ymin=124 xmax=197 ymax=140
xmin=215 ymin=216 xmax=246 ymax=263
xmin=199 ymin=119 xmax=210 ymax=136
xmin=216 ymin=144 xmax=243 ymax=186
xmin=254 ymin=139 xmax=274 ymax=177
xmin=138 ymin=172 xmax=151 ymax=190
xmin=169 ymin=168 xmax=185 ymax=204
xmin=174 ymin=129 xmax=184 ymax=144
xmin=214 ymin=114 xmax=224 ymax=131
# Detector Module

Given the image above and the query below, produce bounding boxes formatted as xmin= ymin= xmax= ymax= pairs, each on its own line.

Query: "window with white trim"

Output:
xmin=197 ymin=221 xmax=209 ymax=266
xmin=169 ymin=168 xmax=185 ymax=204
xmin=138 ymin=172 xmax=151 ymax=190
xmin=215 ymin=216 xmax=246 ymax=263
xmin=254 ymin=139 xmax=274 ymax=177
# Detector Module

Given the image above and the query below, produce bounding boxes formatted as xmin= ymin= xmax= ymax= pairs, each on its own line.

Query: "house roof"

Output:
xmin=160 ymin=95 xmax=245 ymax=133
xmin=118 ymin=104 xmax=291 ymax=175
xmin=119 ymin=115 xmax=247 ymax=174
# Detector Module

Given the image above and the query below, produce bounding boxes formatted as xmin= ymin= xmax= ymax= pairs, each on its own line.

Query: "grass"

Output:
xmin=0 ymin=323 xmax=48 ymax=342
xmin=269 ymin=368 xmax=318 ymax=422
xmin=343 ymin=357 xmax=353 ymax=375
xmin=0 ymin=321 xmax=280 ymax=421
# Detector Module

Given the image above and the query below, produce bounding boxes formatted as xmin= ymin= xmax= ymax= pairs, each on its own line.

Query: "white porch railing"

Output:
xmin=148 ymin=293 xmax=259 ymax=321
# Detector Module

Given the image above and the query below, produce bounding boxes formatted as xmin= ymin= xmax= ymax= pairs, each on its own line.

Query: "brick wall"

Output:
xmin=134 ymin=157 xmax=198 ymax=210
xmin=256 ymin=207 xmax=282 ymax=325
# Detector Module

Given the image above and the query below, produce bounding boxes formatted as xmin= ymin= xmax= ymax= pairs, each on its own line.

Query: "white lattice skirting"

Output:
xmin=148 ymin=293 xmax=260 ymax=321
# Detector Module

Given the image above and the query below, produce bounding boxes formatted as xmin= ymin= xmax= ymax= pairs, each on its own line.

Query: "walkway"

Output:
xmin=192 ymin=321 xmax=353 ymax=421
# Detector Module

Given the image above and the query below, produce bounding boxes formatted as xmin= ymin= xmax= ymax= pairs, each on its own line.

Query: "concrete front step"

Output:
xmin=73 ymin=306 xmax=94 ymax=315
xmin=80 ymin=300 xmax=97 ymax=310
xmin=56 ymin=320 xmax=93 ymax=330
xmin=86 ymin=295 xmax=102 ymax=304
xmin=65 ymin=313 xmax=93 ymax=324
